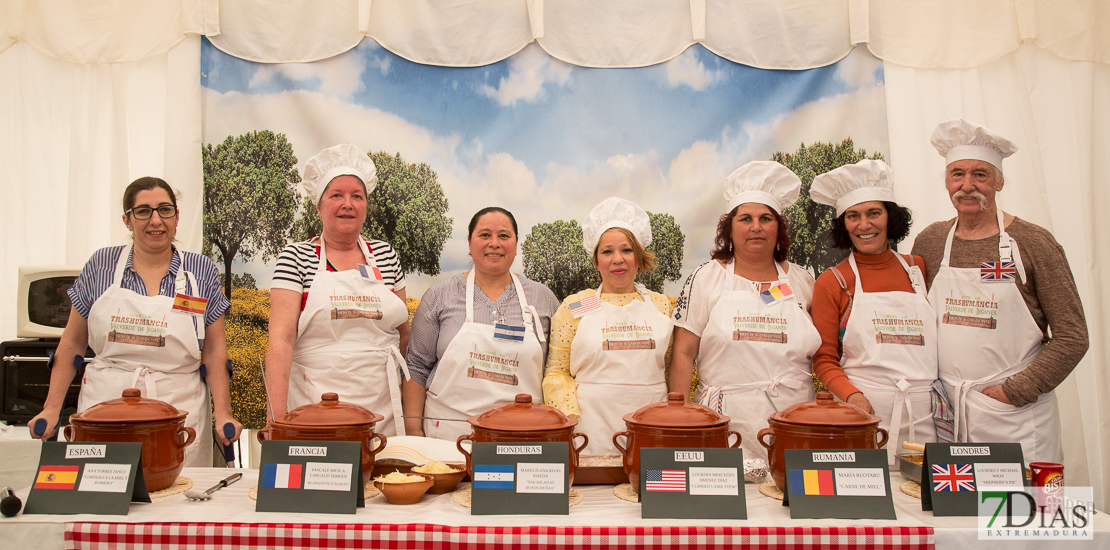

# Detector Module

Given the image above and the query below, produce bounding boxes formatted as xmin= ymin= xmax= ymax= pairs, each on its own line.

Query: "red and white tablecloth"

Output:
xmin=65 ymin=523 xmax=934 ymax=550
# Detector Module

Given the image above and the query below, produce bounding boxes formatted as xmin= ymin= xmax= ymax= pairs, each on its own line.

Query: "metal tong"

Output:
xmin=184 ymin=473 xmax=242 ymax=501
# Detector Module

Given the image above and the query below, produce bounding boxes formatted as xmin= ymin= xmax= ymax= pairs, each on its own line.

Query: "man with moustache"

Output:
xmin=911 ymin=119 xmax=1088 ymax=463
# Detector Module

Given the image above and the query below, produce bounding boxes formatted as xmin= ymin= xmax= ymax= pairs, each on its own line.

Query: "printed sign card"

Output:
xmin=255 ymin=440 xmax=362 ymax=514
xmin=639 ymin=448 xmax=746 ymax=519
xmin=783 ymin=449 xmax=895 ymax=520
xmin=471 ymin=442 xmax=569 ymax=515
xmin=921 ymin=442 xmax=1024 ymax=516
xmin=23 ymin=442 xmax=147 ymax=515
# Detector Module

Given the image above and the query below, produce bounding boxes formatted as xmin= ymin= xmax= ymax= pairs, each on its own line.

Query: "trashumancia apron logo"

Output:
xmin=467 ymin=345 xmax=521 ymax=386
xmin=871 ymin=312 xmax=926 ymax=346
xmin=108 ymin=309 xmax=169 ymax=347
xmin=327 ymin=291 xmax=384 ymax=320
xmin=600 ymin=320 xmax=656 ymax=350
xmin=732 ymin=311 xmax=789 ymax=344
xmin=941 ymin=292 xmax=999 ymax=330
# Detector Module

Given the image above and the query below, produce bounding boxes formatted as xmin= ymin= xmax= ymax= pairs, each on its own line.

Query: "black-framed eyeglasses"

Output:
xmin=126 ymin=204 xmax=178 ymax=220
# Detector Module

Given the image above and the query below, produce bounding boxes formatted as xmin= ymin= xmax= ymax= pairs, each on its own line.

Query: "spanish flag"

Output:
xmin=173 ymin=294 xmax=207 ymax=315
xmin=788 ymin=469 xmax=834 ymax=496
xmin=34 ymin=465 xmax=79 ymax=489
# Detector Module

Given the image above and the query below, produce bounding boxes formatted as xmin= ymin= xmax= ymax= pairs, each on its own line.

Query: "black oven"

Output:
xmin=0 ymin=338 xmax=93 ymax=425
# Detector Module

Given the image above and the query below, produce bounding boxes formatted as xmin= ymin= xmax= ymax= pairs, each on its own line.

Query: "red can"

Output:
xmin=1029 ymin=461 xmax=1064 ymax=511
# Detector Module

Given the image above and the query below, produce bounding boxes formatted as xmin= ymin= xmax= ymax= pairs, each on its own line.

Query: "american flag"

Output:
xmin=980 ymin=261 xmax=1017 ymax=282
xmin=569 ymin=295 xmax=601 ymax=318
xmin=645 ymin=469 xmax=686 ymax=492
xmin=932 ymin=463 xmax=976 ymax=492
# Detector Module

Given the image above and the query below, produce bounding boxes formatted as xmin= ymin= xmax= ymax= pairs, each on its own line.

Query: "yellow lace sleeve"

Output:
xmin=542 ymin=291 xmax=592 ymax=417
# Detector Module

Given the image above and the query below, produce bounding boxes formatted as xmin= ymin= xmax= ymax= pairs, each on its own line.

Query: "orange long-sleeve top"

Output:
xmin=810 ymin=249 xmax=927 ymax=400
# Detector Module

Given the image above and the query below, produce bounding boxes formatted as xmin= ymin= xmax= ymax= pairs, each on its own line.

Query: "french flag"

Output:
xmin=261 ymin=463 xmax=303 ymax=489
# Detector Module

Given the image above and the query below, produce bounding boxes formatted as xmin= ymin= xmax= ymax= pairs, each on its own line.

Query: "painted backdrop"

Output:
xmin=200 ymin=39 xmax=889 ymax=426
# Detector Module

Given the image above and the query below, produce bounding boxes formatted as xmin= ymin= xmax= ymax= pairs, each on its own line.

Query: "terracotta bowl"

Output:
xmin=64 ymin=388 xmax=196 ymax=492
xmin=757 ymin=391 xmax=888 ymax=491
xmin=257 ymin=393 xmax=386 ymax=487
xmin=412 ymin=463 xmax=467 ymax=494
xmin=613 ymin=392 xmax=740 ymax=494
xmin=374 ymin=473 xmax=434 ymax=504
xmin=457 ymin=395 xmax=588 ymax=486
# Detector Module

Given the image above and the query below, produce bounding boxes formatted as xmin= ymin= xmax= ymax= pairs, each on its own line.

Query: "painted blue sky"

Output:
xmin=202 ymin=37 xmax=888 ymax=296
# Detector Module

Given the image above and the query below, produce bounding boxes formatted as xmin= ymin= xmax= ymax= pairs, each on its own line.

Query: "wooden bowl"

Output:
xmin=412 ymin=463 xmax=466 ymax=494
xmin=374 ymin=473 xmax=434 ymax=504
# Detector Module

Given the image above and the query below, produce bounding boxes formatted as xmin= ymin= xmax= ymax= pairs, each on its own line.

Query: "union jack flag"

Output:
xmin=980 ymin=261 xmax=1017 ymax=282
xmin=932 ymin=463 xmax=976 ymax=492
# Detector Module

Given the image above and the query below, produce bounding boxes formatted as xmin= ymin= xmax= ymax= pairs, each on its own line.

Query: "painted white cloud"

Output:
xmin=249 ymin=53 xmax=369 ymax=96
xmin=663 ymin=48 xmax=726 ymax=91
xmin=834 ymin=46 xmax=882 ymax=88
xmin=479 ymin=43 xmax=573 ymax=106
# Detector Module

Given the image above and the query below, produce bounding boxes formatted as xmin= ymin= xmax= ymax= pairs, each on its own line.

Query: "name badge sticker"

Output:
xmin=172 ymin=294 xmax=207 ymax=316
xmin=760 ymin=283 xmax=795 ymax=306
xmin=494 ymin=323 xmax=526 ymax=343
xmin=357 ymin=264 xmax=384 ymax=281
xmin=980 ymin=261 xmax=1017 ymax=283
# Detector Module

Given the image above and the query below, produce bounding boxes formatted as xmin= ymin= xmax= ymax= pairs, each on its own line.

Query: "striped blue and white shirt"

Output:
xmin=68 ymin=245 xmax=232 ymax=327
xmin=271 ymin=239 xmax=406 ymax=310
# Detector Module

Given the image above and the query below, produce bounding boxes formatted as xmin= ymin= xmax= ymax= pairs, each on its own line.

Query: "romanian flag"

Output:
xmin=261 ymin=463 xmax=303 ymax=489
xmin=173 ymin=294 xmax=207 ymax=315
xmin=788 ymin=469 xmax=834 ymax=496
xmin=34 ymin=465 xmax=79 ymax=489
xmin=760 ymin=283 xmax=794 ymax=306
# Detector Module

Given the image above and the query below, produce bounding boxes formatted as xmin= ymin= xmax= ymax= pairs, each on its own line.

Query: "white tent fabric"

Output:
xmin=4 ymin=0 xmax=1108 ymax=68
xmin=886 ymin=42 xmax=1110 ymax=508
xmin=0 ymin=0 xmax=1107 ymax=509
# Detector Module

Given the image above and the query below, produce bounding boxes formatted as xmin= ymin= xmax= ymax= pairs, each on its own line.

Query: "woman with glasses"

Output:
xmin=265 ymin=144 xmax=412 ymax=436
xmin=28 ymin=177 xmax=241 ymax=467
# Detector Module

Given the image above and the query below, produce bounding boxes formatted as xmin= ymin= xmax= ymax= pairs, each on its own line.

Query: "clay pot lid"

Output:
xmin=279 ymin=393 xmax=384 ymax=426
xmin=72 ymin=388 xmax=186 ymax=423
xmin=769 ymin=391 xmax=880 ymax=427
xmin=468 ymin=394 xmax=577 ymax=431
xmin=622 ymin=392 xmax=730 ymax=428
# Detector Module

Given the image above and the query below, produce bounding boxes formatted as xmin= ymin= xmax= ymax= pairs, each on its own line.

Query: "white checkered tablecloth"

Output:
xmin=65 ymin=523 xmax=934 ymax=549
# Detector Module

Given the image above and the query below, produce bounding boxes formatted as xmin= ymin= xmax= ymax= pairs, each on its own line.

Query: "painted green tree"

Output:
xmin=291 ymin=151 xmax=452 ymax=276
xmin=775 ymin=138 xmax=884 ymax=276
xmin=522 ymin=212 xmax=685 ymax=302
xmin=203 ymin=131 xmax=301 ymax=299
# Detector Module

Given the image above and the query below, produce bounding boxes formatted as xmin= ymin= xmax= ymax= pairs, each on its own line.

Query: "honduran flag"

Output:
xmin=473 ymin=464 xmax=514 ymax=489
xmin=493 ymin=323 xmax=525 ymax=342
xmin=788 ymin=469 xmax=834 ymax=495
xmin=261 ymin=463 xmax=303 ymax=489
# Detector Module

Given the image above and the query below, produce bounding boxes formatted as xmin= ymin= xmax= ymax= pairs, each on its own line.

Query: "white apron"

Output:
xmin=79 ymin=246 xmax=212 ymax=467
xmin=695 ymin=261 xmax=819 ymax=463
xmin=570 ymin=285 xmax=673 ymax=457
xmin=840 ymin=252 xmax=938 ymax=465
xmin=289 ymin=238 xmax=411 ymax=436
xmin=928 ymin=212 xmax=1062 ymax=463
xmin=424 ymin=272 xmax=546 ymax=444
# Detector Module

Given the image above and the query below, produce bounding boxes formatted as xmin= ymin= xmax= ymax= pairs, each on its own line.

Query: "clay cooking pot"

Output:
xmin=257 ymin=393 xmax=387 ymax=486
xmin=758 ymin=391 xmax=889 ymax=491
xmin=457 ymin=394 xmax=589 ymax=486
xmin=64 ymin=388 xmax=196 ymax=492
xmin=613 ymin=392 xmax=741 ymax=494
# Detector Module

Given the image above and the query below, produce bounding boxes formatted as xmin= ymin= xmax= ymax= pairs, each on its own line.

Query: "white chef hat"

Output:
xmin=581 ymin=197 xmax=652 ymax=254
xmin=811 ymin=159 xmax=896 ymax=217
xmin=930 ymin=119 xmax=1018 ymax=172
xmin=302 ymin=144 xmax=378 ymax=205
xmin=723 ymin=161 xmax=801 ymax=214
